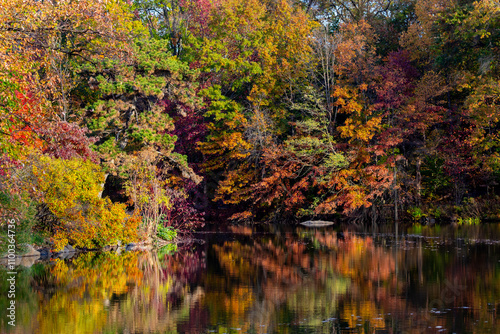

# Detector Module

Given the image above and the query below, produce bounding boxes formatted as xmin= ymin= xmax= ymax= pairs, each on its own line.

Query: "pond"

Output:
xmin=1 ymin=224 xmax=500 ymax=333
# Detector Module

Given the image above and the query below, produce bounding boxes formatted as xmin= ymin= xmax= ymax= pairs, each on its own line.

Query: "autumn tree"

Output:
xmin=184 ymin=0 xmax=317 ymax=212
xmin=0 ymin=0 xmax=198 ymax=243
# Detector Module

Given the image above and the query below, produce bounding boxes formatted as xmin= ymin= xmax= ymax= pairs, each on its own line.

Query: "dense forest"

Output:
xmin=0 ymin=0 xmax=499 ymax=250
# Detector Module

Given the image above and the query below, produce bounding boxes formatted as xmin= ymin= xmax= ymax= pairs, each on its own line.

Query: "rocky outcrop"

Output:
xmin=1 ymin=239 xmax=162 ymax=268
xmin=39 ymin=248 xmax=52 ymax=258
xmin=300 ymin=220 xmax=335 ymax=227
xmin=64 ymin=244 xmax=76 ymax=253
xmin=21 ymin=244 xmax=41 ymax=257
xmin=125 ymin=243 xmax=137 ymax=251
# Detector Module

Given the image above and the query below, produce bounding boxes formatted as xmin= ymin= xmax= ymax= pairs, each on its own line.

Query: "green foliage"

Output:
xmin=156 ymin=224 xmax=177 ymax=241
xmin=79 ymin=37 xmax=200 ymax=175
xmin=323 ymin=153 xmax=349 ymax=170
xmin=428 ymin=206 xmax=444 ymax=219
xmin=156 ymin=215 xmax=177 ymax=241
xmin=407 ymin=207 xmax=426 ymax=223
xmin=157 ymin=243 xmax=178 ymax=256
xmin=421 ymin=157 xmax=451 ymax=200
xmin=0 ymin=193 xmax=38 ymax=255
xmin=457 ymin=217 xmax=480 ymax=226
xmin=2 ymin=0 xmax=500 ymax=231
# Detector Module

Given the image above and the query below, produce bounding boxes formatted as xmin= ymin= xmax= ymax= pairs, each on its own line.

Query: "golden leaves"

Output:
xmin=338 ymin=116 xmax=382 ymax=142
xmin=33 ymin=156 xmax=138 ymax=250
xmin=0 ymin=0 xmax=140 ymax=118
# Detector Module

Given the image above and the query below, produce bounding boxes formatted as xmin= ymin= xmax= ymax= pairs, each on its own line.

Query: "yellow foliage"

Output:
xmin=33 ymin=156 xmax=138 ymax=250
xmin=35 ymin=252 xmax=144 ymax=334
xmin=339 ymin=116 xmax=382 ymax=142
xmin=52 ymin=230 xmax=69 ymax=253
xmin=0 ymin=0 xmax=142 ymax=119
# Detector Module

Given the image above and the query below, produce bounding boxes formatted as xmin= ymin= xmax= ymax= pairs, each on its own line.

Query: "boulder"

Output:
xmin=56 ymin=251 xmax=75 ymax=259
xmin=56 ymin=252 xmax=68 ymax=259
xmin=39 ymin=248 xmax=52 ymax=258
xmin=21 ymin=244 xmax=41 ymax=258
xmin=125 ymin=243 xmax=137 ymax=251
xmin=64 ymin=244 xmax=76 ymax=253
xmin=19 ymin=256 xmax=37 ymax=268
xmin=300 ymin=220 xmax=335 ymax=227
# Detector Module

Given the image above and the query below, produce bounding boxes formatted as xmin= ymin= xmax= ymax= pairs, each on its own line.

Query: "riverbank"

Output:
xmin=0 ymin=238 xmax=182 ymax=268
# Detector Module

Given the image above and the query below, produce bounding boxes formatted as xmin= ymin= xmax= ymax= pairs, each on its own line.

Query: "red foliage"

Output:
xmin=165 ymin=100 xmax=208 ymax=159
xmin=182 ymin=0 xmax=217 ymax=37
xmin=374 ymin=50 xmax=418 ymax=111
xmin=164 ymin=183 xmax=205 ymax=232
xmin=40 ymin=121 xmax=98 ymax=163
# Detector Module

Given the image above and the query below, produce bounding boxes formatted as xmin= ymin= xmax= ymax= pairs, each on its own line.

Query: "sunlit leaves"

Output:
xmin=32 ymin=156 xmax=138 ymax=250
xmin=0 ymin=0 xmax=142 ymax=119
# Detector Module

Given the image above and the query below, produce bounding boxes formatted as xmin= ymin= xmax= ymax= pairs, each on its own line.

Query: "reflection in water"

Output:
xmin=1 ymin=226 xmax=500 ymax=333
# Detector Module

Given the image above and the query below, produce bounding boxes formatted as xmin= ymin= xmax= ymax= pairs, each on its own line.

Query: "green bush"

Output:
xmin=0 ymin=192 xmax=40 ymax=256
xmin=407 ymin=206 xmax=426 ymax=223
xmin=156 ymin=224 xmax=177 ymax=241
xmin=457 ymin=217 xmax=480 ymax=226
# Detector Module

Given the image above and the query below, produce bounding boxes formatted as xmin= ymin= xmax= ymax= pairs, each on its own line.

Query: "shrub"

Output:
xmin=156 ymin=223 xmax=177 ymax=241
xmin=407 ymin=206 xmax=426 ymax=223
xmin=0 ymin=191 xmax=39 ymax=255
xmin=32 ymin=156 xmax=138 ymax=251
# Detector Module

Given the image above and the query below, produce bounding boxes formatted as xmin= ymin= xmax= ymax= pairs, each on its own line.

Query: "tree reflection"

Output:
xmin=2 ymin=227 xmax=500 ymax=333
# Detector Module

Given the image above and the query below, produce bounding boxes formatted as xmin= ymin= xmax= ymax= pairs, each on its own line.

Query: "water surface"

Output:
xmin=1 ymin=225 xmax=500 ymax=333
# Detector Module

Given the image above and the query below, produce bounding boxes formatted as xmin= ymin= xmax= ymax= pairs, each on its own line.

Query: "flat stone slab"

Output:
xmin=300 ymin=220 xmax=335 ymax=227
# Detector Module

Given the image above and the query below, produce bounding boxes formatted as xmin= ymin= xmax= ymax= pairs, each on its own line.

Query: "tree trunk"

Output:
xmin=416 ymin=157 xmax=422 ymax=205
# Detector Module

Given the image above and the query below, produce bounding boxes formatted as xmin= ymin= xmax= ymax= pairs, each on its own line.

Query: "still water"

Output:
xmin=1 ymin=224 xmax=500 ymax=334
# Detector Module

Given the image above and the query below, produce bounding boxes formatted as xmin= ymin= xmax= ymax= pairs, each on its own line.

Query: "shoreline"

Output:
xmin=0 ymin=238 xmax=187 ymax=267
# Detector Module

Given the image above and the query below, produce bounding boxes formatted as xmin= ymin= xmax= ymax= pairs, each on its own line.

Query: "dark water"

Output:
xmin=1 ymin=225 xmax=500 ymax=333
